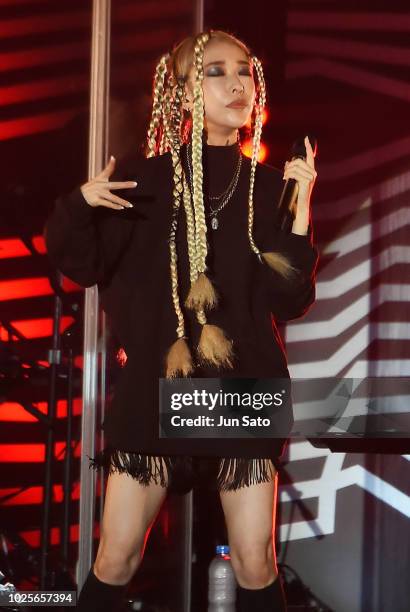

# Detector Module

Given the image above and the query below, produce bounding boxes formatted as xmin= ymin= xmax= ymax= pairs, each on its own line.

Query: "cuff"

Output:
xmin=274 ymin=230 xmax=319 ymax=273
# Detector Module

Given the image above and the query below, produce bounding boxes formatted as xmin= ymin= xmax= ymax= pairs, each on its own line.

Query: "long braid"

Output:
xmin=250 ymin=56 xmax=297 ymax=278
xmin=247 ymin=55 xmax=265 ymax=259
xmin=146 ymin=57 xmax=193 ymax=377
xmin=182 ymin=173 xmax=198 ymax=285
xmin=188 ymin=32 xmax=234 ymax=369
xmin=171 ymin=79 xmax=185 ymax=147
xmin=191 ymin=33 xmax=208 ymax=276
xmin=160 ymin=76 xmax=173 ymax=154
xmin=174 ymin=79 xmax=199 ymax=283
xmin=184 ymin=33 xmax=219 ymax=313
xmin=146 ymin=54 xmax=169 ymax=158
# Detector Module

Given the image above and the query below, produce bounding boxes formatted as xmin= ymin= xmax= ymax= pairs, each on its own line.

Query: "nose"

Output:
xmin=229 ymin=75 xmax=245 ymax=95
xmin=232 ymin=82 xmax=245 ymax=95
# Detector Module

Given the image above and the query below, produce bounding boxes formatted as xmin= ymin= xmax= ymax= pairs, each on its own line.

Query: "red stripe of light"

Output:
xmin=0 ymin=236 xmax=46 ymax=258
xmin=0 ymin=109 xmax=82 ymax=141
xmin=32 ymin=236 xmax=47 ymax=254
xmin=1 ymin=12 xmax=91 ymax=39
xmin=20 ymin=522 xmax=101 ymax=547
xmin=1 ymin=482 xmax=80 ymax=506
xmin=0 ymin=238 xmax=31 ymax=259
xmin=0 ymin=276 xmax=79 ymax=301
xmin=0 ymin=399 xmax=82 ymax=422
xmin=0 ymin=0 xmax=52 ymax=5
xmin=5 ymin=316 xmax=74 ymax=339
xmin=0 ymin=75 xmax=88 ymax=107
xmin=0 ymin=41 xmax=87 ymax=73
xmin=0 ymin=277 xmax=52 ymax=300
xmin=20 ymin=524 xmax=79 ymax=547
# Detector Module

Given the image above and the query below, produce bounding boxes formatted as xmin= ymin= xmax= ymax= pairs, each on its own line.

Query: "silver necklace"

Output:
xmin=186 ymin=142 xmax=242 ymax=230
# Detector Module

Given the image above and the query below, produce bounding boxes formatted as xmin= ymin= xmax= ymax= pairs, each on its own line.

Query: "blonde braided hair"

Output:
xmin=145 ymin=30 xmax=293 ymax=378
xmin=248 ymin=56 xmax=297 ymax=277
xmin=146 ymin=54 xmax=169 ymax=159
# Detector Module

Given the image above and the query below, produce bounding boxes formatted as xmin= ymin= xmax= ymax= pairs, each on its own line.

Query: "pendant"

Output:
xmin=211 ymin=216 xmax=219 ymax=230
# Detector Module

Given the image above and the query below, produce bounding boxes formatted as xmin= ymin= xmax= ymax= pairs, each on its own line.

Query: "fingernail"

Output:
xmin=132 ymin=181 xmax=137 ymax=186
xmin=110 ymin=155 xmax=115 ymax=161
xmin=127 ymin=203 xmax=133 ymax=208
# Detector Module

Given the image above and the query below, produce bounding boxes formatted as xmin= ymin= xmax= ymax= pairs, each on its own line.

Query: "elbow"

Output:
xmin=46 ymin=249 xmax=101 ymax=288
xmin=57 ymin=264 xmax=101 ymax=289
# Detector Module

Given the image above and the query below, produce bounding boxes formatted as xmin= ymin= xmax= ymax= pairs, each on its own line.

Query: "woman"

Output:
xmin=45 ymin=29 xmax=318 ymax=612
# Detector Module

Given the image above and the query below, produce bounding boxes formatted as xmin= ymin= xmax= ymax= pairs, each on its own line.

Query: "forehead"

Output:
xmin=203 ymin=39 xmax=249 ymax=64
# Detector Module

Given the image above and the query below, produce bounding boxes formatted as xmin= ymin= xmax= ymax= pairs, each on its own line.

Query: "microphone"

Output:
xmin=276 ymin=133 xmax=317 ymax=232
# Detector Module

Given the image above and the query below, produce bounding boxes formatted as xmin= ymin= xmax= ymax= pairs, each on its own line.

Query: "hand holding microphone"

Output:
xmin=277 ymin=134 xmax=318 ymax=232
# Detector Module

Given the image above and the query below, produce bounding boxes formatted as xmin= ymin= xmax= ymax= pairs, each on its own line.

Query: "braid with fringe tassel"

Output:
xmin=165 ymin=74 xmax=195 ymax=377
xmin=146 ymin=55 xmax=194 ymax=377
xmin=249 ymin=56 xmax=297 ymax=279
xmin=188 ymin=33 xmax=234 ymax=369
xmin=185 ymin=33 xmax=219 ymax=313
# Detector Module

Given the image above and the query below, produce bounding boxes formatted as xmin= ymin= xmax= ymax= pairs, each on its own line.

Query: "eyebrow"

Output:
xmin=203 ymin=60 xmax=250 ymax=68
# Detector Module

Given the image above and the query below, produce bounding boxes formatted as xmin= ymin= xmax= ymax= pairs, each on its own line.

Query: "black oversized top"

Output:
xmin=45 ymin=140 xmax=318 ymax=462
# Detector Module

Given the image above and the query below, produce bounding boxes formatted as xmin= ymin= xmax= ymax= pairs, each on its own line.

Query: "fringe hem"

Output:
xmin=88 ymin=449 xmax=281 ymax=494
xmin=216 ymin=458 xmax=277 ymax=492
xmin=88 ymin=448 xmax=173 ymax=488
xmin=87 ymin=448 xmax=195 ymax=495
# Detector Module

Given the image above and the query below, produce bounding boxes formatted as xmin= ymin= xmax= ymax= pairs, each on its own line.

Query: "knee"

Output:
xmin=94 ymin=542 xmax=141 ymax=585
xmin=230 ymin=540 xmax=275 ymax=589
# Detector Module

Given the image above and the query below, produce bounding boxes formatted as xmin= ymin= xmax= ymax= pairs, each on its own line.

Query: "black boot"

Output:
xmin=237 ymin=575 xmax=287 ymax=611
xmin=76 ymin=566 xmax=128 ymax=611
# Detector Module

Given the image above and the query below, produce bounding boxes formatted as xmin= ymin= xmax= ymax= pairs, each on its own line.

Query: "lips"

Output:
xmin=226 ymin=101 xmax=247 ymax=109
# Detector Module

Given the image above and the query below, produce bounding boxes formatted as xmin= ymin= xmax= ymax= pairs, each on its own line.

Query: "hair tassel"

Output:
xmin=197 ymin=323 xmax=234 ymax=369
xmin=165 ymin=337 xmax=194 ymax=378
xmin=248 ymin=55 xmax=295 ymax=277
xmin=261 ymin=251 xmax=298 ymax=278
xmin=185 ymin=272 xmax=218 ymax=310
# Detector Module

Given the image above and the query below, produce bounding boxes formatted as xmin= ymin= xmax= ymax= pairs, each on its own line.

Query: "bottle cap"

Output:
xmin=216 ymin=544 xmax=230 ymax=555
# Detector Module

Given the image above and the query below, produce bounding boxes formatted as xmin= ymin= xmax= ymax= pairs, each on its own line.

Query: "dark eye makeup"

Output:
xmin=206 ymin=67 xmax=252 ymax=77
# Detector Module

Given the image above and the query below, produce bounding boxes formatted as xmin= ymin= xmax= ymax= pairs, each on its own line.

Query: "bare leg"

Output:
xmin=76 ymin=461 xmax=170 ymax=610
xmin=219 ymin=460 xmax=279 ymax=589
xmin=93 ymin=462 xmax=169 ymax=584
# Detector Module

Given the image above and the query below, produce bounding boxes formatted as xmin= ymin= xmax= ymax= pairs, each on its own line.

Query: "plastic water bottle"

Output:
xmin=208 ymin=544 xmax=236 ymax=612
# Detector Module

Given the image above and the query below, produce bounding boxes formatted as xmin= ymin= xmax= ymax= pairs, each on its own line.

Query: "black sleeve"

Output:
xmin=44 ymin=154 xmax=150 ymax=288
xmin=262 ymin=228 xmax=319 ymax=322
xmin=254 ymin=163 xmax=319 ymax=322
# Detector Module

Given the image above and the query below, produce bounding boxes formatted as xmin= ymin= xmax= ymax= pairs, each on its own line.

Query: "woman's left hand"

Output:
xmin=283 ymin=135 xmax=317 ymax=210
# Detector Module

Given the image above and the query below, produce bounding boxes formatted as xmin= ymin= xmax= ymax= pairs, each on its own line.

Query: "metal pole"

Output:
xmin=194 ymin=0 xmax=204 ymax=33
xmin=61 ymin=346 xmax=74 ymax=567
xmin=77 ymin=0 xmax=111 ymax=590
xmin=40 ymin=287 xmax=62 ymax=589
xmin=182 ymin=6 xmax=203 ymax=612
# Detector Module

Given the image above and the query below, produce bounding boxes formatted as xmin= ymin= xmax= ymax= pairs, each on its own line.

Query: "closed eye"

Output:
xmin=206 ymin=68 xmax=252 ymax=77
